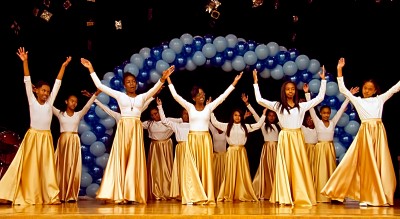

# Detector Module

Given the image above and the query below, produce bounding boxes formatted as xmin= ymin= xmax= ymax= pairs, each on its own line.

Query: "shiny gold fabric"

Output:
xmin=305 ymin=143 xmax=316 ymax=177
xmin=96 ymin=117 xmax=147 ymax=204
xmin=321 ymin=119 xmax=396 ymax=206
xmin=313 ymin=141 xmax=336 ymax=203
xmin=217 ymin=145 xmax=258 ymax=202
xmin=181 ymin=131 xmax=215 ymax=205
xmin=270 ymin=128 xmax=316 ymax=206
xmin=213 ymin=151 xmax=227 ymax=198
xmin=170 ymin=141 xmax=186 ymax=200
xmin=252 ymin=141 xmax=277 ymax=200
xmin=54 ymin=132 xmax=81 ymax=202
xmin=147 ymin=139 xmax=174 ymax=200
xmin=0 ymin=128 xmax=60 ymax=205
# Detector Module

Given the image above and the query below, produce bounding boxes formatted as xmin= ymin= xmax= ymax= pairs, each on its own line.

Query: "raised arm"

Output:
xmin=167 ymin=77 xmax=192 ymax=110
xmin=301 ymin=65 xmax=327 ymax=110
xmin=207 ymin=72 xmax=243 ymax=111
xmin=246 ymin=108 xmax=267 ymax=132
xmin=331 ymin=87 xmax=358 ymax=125
xmin=242 ymin=93 xmax=261 ymax=121
xmin=210 ymin=113 xmax=228 ymax=132
xmin=253 ymin=69 xmax=276 ymax=110
xmin=16 ymin=47 xmax=30 ymax=76
xmin=56 ymin=56 xmax=72 ymax=80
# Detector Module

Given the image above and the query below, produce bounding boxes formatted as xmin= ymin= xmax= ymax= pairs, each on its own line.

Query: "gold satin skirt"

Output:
xmin=147 ymin=138 xmax=174 ymax=200
xmin=54 ymin=132 xmax=81 ymax=202
xmin=217 ymin=145 xmax=258 ymax=202
xmin=213 ymin=151 xmax=227 ymax=198
xmin=170 ymin=141 xmax=186 ymax=200
xmin=313 ymin=141 xmax=336 ymax=203
xmin=0 ymin=128 xmax=60 ymax=205
xmin=305 ymin=143 xmax=316 ymax=176
xmin=252 ymin=141 xmax=277 ymax=200
xmin=96 ymin=117 xmax=147 ymax=204
xmin=269 ymin=128 xmax=316 ymax=206
xmin=181 ymin=131 xmax=215 ymax=205
xmin=321 ymin=119 xmax=396 ymax=206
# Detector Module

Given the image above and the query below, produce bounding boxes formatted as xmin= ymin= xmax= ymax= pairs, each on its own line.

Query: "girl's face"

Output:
xmin=362 ymin=81 xmax=376 ymax=98
xmin=124 ymin=75 xmax=137 ymax=93
xmin=305 ymin=115 xmax=314 ymax=128
xmin=285 ymin=83 xmax=296 ymax=99
xmin=320 ymin=107 xmax=331 ymax=121
xmin=150 ymin=108 xmax=160 ymax=121
xmin=66 ymin=95 xmax=78 ymax=111
xmin=267 ymin=111 xmax=277 ymax=123
xmin=181 ymin=109 xmax=189 ymax=122
xmin=35 ymin=84 xmax=51 ymax=103
xmin=194 ymin=88 xmax=206 ymax=104
xmin=233 ymin=111 xmax=241 ymax=124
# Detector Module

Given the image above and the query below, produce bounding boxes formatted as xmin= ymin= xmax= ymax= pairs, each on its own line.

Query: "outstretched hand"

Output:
xmin=349 ymin=86 xmax=359 ymax=95
xmin=337 ymin=57 xmax=345 ymax=70
xmin=62 ymin=56 xmax=72 ymax=67
xmin=241 ymin=93 xmax=249 ymax=105
xmin=252 ymin=69 xmax=258 ymax=84
xmin=16 ymin=47 xmax=28 ymax=62
xmin=206 ymin=96 xmax=212 ymax=105
xmin=319 ymin=65 xmax=326 ymax=80
xmin=161 ymin=65 xmax=175 ymax=82
xmin=232 ymin=71 xmax=243 ymax=86
xmin=244 ymin=110 xmax=252 ymax=120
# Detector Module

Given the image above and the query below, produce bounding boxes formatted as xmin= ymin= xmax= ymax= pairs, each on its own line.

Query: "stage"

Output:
xmin=1 ymin=198 xmax=399 ymax=219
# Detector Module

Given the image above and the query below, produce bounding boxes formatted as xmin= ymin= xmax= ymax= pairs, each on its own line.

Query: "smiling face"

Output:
xmin=362 ymin=81 xmax=377 ymax=98
xmin=35 ymin=84 xmax=51 ymax=104
xmin=193 ymin=88 xmax=206 ymax=104
xmin=232 ymin=110 xmax=241 ymax=124
xmin=150 ymin=108 xmax=161 ymax=121
xmin=284 ymin=82 xmax=296 ymax=99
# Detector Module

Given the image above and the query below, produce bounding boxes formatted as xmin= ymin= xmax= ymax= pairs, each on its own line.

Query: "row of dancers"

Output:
xmin=0 ymin=47 xmax=398 ymax=207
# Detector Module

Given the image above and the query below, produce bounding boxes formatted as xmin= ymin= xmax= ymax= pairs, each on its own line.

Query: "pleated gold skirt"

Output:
xmin=213 ymin=151 xmax=227 ymax=198
xmin=147 ymin=138 xmax=174 ymax=200
xmin=54 ymin=132 xmax=81 ymax=202
xmin=252 ymin=141 xmax=277 ymax=200
xmin=270 ymin=128 xmax=316 ymax=206
xmin=96 ymin=117 xmax=147 ymax=204
xmin=305 ymin=143 xmax=316 ymax=176
xmin=320 ymin=119 xmax=396 ymax=206
xmin=217 ymin=145 xmax=258 ymax=202
xmin=181 ymin=131 xmax=215 ymax=205
xmin=313 ymin=141 xmax=336 ymax=203
xmin=0 ymin=128 xmax=60 ymax=205
xmin=170 ymin=141 xmax=186 ymax=200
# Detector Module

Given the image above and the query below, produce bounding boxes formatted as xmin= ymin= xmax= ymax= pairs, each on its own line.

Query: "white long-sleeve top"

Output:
xmin=142 ymin=105 xmax=182 ymax=140
xmin=208 ymin=123 xmax=227 ymax=152
xmin=53 ymin=94 xmax=97 ymax=132
xmin=301 ymin=126 xmax=318 ymax=144
xmin=253 ymin=80 xmax=326 ymax=129
xmin=337 ymin=77 xmax=400 ymax=120
xmin=168 ymin=84 xmax=235 ymax=131
xmin=305 ymin=93 xmax=349 ymax=141
xmin=90 ymin=72 xmax=162 ymax=117
xmin=246 ymin=104 xmax=279 ymax=141
xmin=210 ymin=113 xmax=266 ymax=146
xmin=25 ymin=76 xmax=61 ymax=130
xmin=158 ymin=105 xmax=189 ymax=142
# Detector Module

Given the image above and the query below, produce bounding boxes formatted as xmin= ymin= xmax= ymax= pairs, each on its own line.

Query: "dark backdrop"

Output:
xmin=1 ymin=0 xmax=399 ymax=196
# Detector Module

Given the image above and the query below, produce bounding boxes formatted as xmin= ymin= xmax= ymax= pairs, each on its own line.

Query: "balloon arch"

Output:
xmin=76 ymin=33 xmax=361 ymax=197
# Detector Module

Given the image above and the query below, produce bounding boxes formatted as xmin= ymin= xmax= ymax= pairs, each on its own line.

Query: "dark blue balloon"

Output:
xmin=324 ymin=72 xmax=334 ymax=82
xmin=247 ymin=40 xmax=257 ymax=51
xmin=99 ymin=133 xmax=112 ymax=147
xmin=93 ymin=123 xmax=106 ymax=138
xmin=339 ymin=132 xmax=353 ymax=148
xmin=89 ymin=103 xmax=97 ymax=112
xmin=79 ymin=187 xmax=86 ymax=196
xmin=285 ymin=74 xmax=299 ymax=84
xmin=173 ymin=54 xmax=187 ymax=69
xmin=204 ymin=34 xmax=214 ymax=44
xmin=325 ymin=96 xmax=340 ymax=109
xmin=110 ymin=76 xmax=123 ymax=91
xmin=224 ymin=47 xmax=237 ymax=60
xmin=95 ymin=177 xmax=102 ymax=185
xmin=137 ymin=69 xmax=150 ymax=83
xmin=288 ymin=48 xmax=299 ymax=61
xmin=334 ymin=126 xmax=344 ymax=137
xmin=114 ymin=67 xmax=123 ymax=76
xmin=81 ymin=145 xmax=90 ymax=153
xmin=109 ymin=103 xmax=119 ymax=112
xmin=298 ymin=69 xmax=313 ymax=83
xmin=252 ymin=60 xmax=266 ymax=72
xmin=144 ymin=57 xmax=156 ymax=70
xmin=235 ymin=41 xmax=249 ymax=56
xmin=161 ymin=41 xmax=170 ymax=50
xmin=193 ymin=36 xmax=205 ymax=51
xmin=89 ymin=165 xmax=103 ymax=179
xmin=82 ymin=152 xmax=95 ymax=165
xmin=275 ymin=51 xmax=290 ymax=65
xmin=84 ymin=111 xmax=100 ymax=125
xmin=348 ymin=110 xmax=359 ymax=121
xmin=150 ymin=46 xmax=163 ymax=60
xmin=182 ymin=44 xmax=195 ymax=57
xmin=210 ymin=52 xmax=225 ymax=67
xmin=264 ymin=56 xmax=278 ymax=69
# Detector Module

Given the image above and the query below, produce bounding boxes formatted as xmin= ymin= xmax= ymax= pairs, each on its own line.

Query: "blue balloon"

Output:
xmin=348 ymin=110 xmax=359 ymax=121
xmin=235 ymin=41 xmax=249 ymax=56
xmin=92 ymin=123 xmax=106 ymax=138
xmin=224 ymin=47 xmax=237 ymax=61
xmin=182 ymin=44 xmax=195 ymax=57
xmin=204 ymin=34 xmax=214 ymax=44
xmin=81 ymin=145 xmax=90 ymax=154
xmin=334 ymin=126 xmax=344 ymax=137
xmin=288 ymin=48 xmax=299 ymax=61
xmin=344 ymin=120 xmax=360 ymax=136
xmin=137 ymin=69 xmax=150 ymax=83
xmin=275 ymin=51 xmax=290 ymax=65
xmin=192 ymin=51 xmax=206 ymax=66
xmin=160 ymin=41 xmax=169 ymax=50
xmin=243 ymin=51 xmax=258 ymax=66
xmin=84 ymin=111 xmax=100 ymax=126
xmin=144 ymin=57 xmax=157 ymax=70
xmin=325 ymin=96 xmax=340 ymax=109
xmin=247 ymin=40 xmax=257 ymax=51
xmin=255 ymin=44 xmax=269 ymax=60
xmin=89 ymin=165 xmax=104 ymax=179
xmin=252 ymin=60 xmax=266 ymax=72
xmin=339 ymin=132 xmax=353 ymax=149
xmin=99 ymin=133 xmax=112 ymax=147
xmin=110 ymin=76 xmax=123 ymax=91
xmin=326 ymin=81 xmax=339 ymax=96
xmin=82 ymin=152 xmax=96 ymax=166
xmin=324 ymin=72 xmax=334 ymax=82
xmin=210 ymin=52 xmax=226 ymax=67
xmin=285 ymin=74 xmax=299 ymax=84
xmin=213 ymin=36 xmax=228 ymax=52
xmin=193 ymin=36 xmax=205 ymax=51
xmin=298 ymin=69 xmax=313 ymax=83
xmin=264 ymin=56 xmax=278 ymax=69
xmin=173 ymin=54 xmax=188 ymax=69
xmin=150 ymin=46 xmax=163 ymax=60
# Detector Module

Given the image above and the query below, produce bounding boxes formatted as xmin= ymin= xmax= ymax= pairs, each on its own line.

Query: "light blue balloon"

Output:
xmin=307 ymin=59 xmax=321 ymax=74
xmin=123 ymin=63 xmax=139 ymax=76
xmin=336 ymin=93 xmax=346 ymax=102
xmin=150 ymin=69 xmax=161 ymax=83
xmin=243 ymin=51 xmax=257 ymax=65
xmin=90 ymin=141 xmax=106 ymax=157
xmin=130 ymin=53 xmax=144 ymax=69
xmin=139 ymin=47 xmax=151 ymax=59
xmin=344 ymin=120 xmax=360 ymax=136
xmin=339 ymin=153 xmax=346 ymax=163
xmin=329 ymin=109 xmax=337 ymax=120
xmin=192 ymin=51 xmax=206 ymax=66
xmin=161 ymin=48 xmax=176 ymax=64
xmin=97 ymin=93 xmax=110 ymax=105
xmin=279 ymin=46 xmax=287 ymax=51
xmin=185 ymin=58 xmax=197 ymax=71
xmin=271 ymin=65 xmax=284 ymax=80
xmin=255 ymin=44 xmax=269 ymax=60
xmin=266 ymin=42 xmax=279 ymax=57
xmin=232 ymin=56 xmax=246 ymax=71
xmin=99 ymin=116 xmax=116 ymax=130
xmin=80 ymin=172 xmax=93 ymax=188
xmin=169 ymin=38 xmax=184 ymax=54
xmin=334 ymin=142 xmax=347 ymax=158
xmin=202 ymin=43 xmax=217 ymax=58
xmin=213 ymin=36 xmax=228 ymax=52
xmin=296 ymin=81 xmax=304 ymax=90
xmin=225 ymin=34 xmax=238 ymax=48
xmin=86 ymin=183 xmax=99 ymax=198
xmin=259 ymin=68 xmax=271 ymax=79
xmin=81 ymin=130 xmax=97 ymax=145
xmin=78 ymin=120 xmax=91 ymax=134
xmin=156 ymin=59 xmax=170 ymax=74
xmin=95 ymin=153 xmax=109 ymax=168
xmin=180 ymin=33 xmax=193 ymax=45
xmin=103 ymin=72 xmax=115 ymax=82
xmin=221 ymin=60 xmax=233 ymax=72
xmin=282 ymin=61 xmax=298 ymax=76
xmin=295 ymin=54 xmax=310 ymax=70
xmin=336 ymin=113 xmax=350 ymax=127
xmin=101 ymin=80 xmax=110 ymax=88
xmin=95 ymin=106 xmax=109 ymax=119
xmin=308 ymin=79 xmax=321 ymax=93
xmin=326 ymin=81 xmax=339 ymax=96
